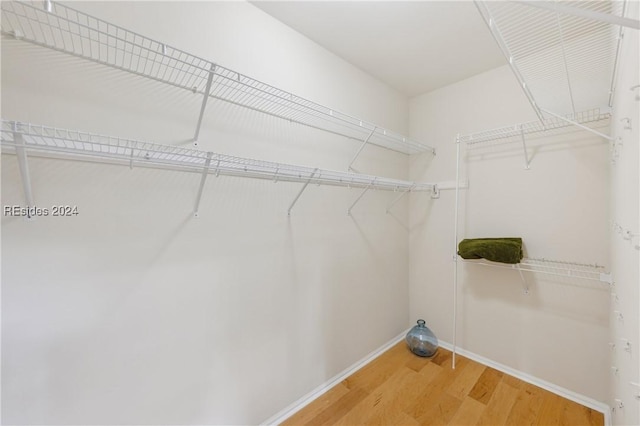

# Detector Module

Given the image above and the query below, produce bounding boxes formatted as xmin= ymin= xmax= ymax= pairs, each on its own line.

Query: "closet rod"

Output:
xmin=0 ymin=1 xmax=435 ymax=156
xmin=0 ymin=120 xmax=438 ymax=195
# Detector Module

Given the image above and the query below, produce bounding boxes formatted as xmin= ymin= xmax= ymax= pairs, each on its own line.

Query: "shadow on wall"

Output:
xmin=462 ymin=263 xmax=609 ymax=327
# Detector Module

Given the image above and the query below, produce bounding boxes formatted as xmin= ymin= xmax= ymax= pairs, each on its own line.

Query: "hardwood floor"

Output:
xmin=282 ymin=343 xmax=603 ymax=426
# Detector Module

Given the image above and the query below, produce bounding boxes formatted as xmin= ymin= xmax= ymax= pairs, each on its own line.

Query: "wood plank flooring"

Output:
xmin=282 ymin=343 xmax=603 ymax=426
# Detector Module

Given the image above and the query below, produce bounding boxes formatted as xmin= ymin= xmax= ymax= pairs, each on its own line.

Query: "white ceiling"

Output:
xmin=252 ymin=1 xmax=507 ymax=97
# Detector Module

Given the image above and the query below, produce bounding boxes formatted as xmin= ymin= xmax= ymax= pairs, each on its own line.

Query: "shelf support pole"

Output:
xmin=347 ymin=178 xmax=376 ymax=216
xmin=452 ymin=134 xmax=461 ymax=369
xmin=193 ymin=63 xmax=216 ymax=146
xmin=288 ymin=168 xmax=318 ymax=216
xmin=539 ymin=108 xmax=614 ymax=141
xmin=519 ymin=125 xmax=531 ymax=169
xmin=13 ymin=128 xmax=35 ymax=216
xmin=386 ymin=184 xmax=415 ymax=214
xmin=348 ymin=127 xmax=376 ymax=171
xmin=193 ymin=152 xmax=213 ymax=217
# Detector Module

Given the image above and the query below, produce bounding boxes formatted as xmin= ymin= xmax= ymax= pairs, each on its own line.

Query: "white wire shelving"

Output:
xmin=459 ymin=106 xmax=612 ymax=146
xmin=0 ymin=0 xmax=435 ymax=156
xmin=449 ymin=0 xmax=631 ymax=368
xmin=461 ymin=257 xmax=612 ymax=285
xmin=475 ymin=0 xmax=629 ymax=120
xmin=1 ymin=120 xmax=437 ymax=216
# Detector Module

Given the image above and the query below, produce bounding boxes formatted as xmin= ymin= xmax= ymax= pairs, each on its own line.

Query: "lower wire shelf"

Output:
xmin=2 ymin=119 xmax=444 ymax=217
xmin=461 ymin=257 xmax=612 ymax=285
xmin=1 ymin=120 xmax=435 ymax=192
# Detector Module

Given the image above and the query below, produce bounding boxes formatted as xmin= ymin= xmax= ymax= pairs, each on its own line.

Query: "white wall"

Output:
xmin=1 ymin=2 xmax=412 ymax=424
xmin=409 ymin=65 xmax=611 ymax=402
xmin=609 ymin=2 xmax=640 ymax=424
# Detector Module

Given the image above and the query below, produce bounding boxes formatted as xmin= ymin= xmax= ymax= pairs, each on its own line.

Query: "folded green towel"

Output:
xmin=458 ymin=238 xmax=523 ymax=264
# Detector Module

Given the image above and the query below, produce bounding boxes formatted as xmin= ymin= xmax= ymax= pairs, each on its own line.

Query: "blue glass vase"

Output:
xmin=406 ymin=319 xmax=438 ymax=357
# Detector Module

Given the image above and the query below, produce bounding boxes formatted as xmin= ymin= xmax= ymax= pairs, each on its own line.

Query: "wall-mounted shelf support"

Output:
xmin=193 ymin=64 xmax=216 ymax=147
xmin=619 ymin=338 xmax=632 ymax=352
xmin=519 ymin=125 xmax=531 ymax=169
xmin=287 ymin=168 xmax=318 ymax=216
xmin=13 ymin=127 xmax=35 ymax=216
xmin=430 ymin=184 xmax=440 ymax=199
xmin=348 ymin=178 xmax=375 ymax=216
xmin=515 ymin=265 xmax=529 ymax=294
xmin=348 ymin=127 xmax=376 ymax=172
xmin=540 ymin=108 xmax=614 ymax=141
xmin=621 ymin=117 xmax=632 ymax=130
xmin=386 ymin=183 xmax=415 ymax=213
xmin=193 ymin=152 xmax=213 ymax=217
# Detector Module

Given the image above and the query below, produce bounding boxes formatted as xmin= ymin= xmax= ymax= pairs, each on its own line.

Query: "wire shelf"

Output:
xmin=461 ymin=256 xmax=611 ymax=284
xmin=459 ymin=107 xmax=611 ymax=145
xmin=477 ymin=1 xmax=625 ymax=116
xmin=1 ymin=120 xmax=435 ymax=192
xmin=0 ymin=1 xmax=434 ymax=155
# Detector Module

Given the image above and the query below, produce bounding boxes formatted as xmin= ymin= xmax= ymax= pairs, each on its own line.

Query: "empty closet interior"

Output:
xmin=1 ymin=1 xmax=638 ymax=425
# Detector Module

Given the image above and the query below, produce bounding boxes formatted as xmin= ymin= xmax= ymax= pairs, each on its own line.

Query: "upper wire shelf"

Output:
xmin=476 ymin=0 xmax=626 ymax=120
xmin=0 ymin=1 xmax=435 ymax=155
xmin=1 ymin=120 xmax=435 ymax=193
xmin=459 ymin=107 xmax=611 ymax=145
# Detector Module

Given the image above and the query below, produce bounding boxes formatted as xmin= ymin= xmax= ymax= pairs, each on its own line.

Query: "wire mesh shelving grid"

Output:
xmin=477 ymin=1 xmax=626 ymax=117
xmin=462 ymin=257 xmax=611 ymax=284
xmin=1 ymin=120 xmax=435 ymax=192
xmin=459 ymin=107 xmax=611 ymax=145
xmin=0 ymin=1 xmax=434 ymax=155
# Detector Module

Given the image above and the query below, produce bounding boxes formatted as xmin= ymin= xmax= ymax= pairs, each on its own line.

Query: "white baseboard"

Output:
xmin=261 ymin=333 xmax=612 ymax=426
xmin=437 ymin=340 xmax=612 ymax=426
xmin=260 ymin=328 xmax=409 ymax=425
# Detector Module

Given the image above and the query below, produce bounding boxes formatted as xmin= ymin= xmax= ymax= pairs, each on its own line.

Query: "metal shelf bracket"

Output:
xmin=13 ymin=126 xmax=35 ymax=216
xmin=193 ymin=152 xmax=213 ymax=217
xmin=348 ymin=127 xmax=376 ymax=171
xmin=430 ymin=184 xmax=440 ymax=199
xmin=348 ymin=178 xmax=376 ymax=216
xmin=386 ymin=183 xmax=414 ymax=213
xmin=193 ymin=64 xmax=216 ymax=147
xmin=519 ymin=125 xmax=531 ymax=169
xmin=600 ymin=272 xmax=613 ymax=285
xmin=513 ymin=264 xmax=529 ymax=294
xmin=287 ymin=168 xmax=318 ymax=216
xmin=540 ymin=108 xmax=614 ymax=141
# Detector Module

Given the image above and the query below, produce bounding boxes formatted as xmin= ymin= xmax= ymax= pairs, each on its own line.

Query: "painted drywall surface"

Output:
xmin=1 ymin=2 xmax=412 ymax=424
xmin=409 ymin=65 xmax=611 ymax=402
xmin=609 ymin=2 xmax=640 ymax=424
